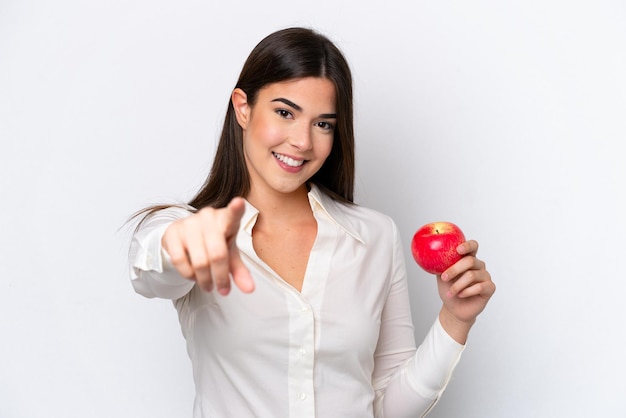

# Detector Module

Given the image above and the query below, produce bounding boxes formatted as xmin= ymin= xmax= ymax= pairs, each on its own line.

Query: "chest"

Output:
xmin=182 ymin=217 xmax=394 ymax=368
xmin=252 ymin=221 xmax=317 ymax=292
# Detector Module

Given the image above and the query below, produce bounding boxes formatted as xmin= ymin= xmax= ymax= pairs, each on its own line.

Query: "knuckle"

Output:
xmin=467 ymin=269 xmax=479 ymax=282
xmin=206 ymin=244 xmax=228 ymax=264
xmin=209 ymin=250 xmax=228 ymax=264
xmin=196 ymin=207 xmax=217 ymax=223
xmin=475 ymin=282 xmax=485 ymax=293
xmin=191 ymin=255 xmax=210 ymax=269
xmin=170 ymin=252 xmax=187 ymax=265
xmin=195 ymin=275 xmax=214 ymax=291
xmin=173 ymin=263 xmax=195 ymax=279
xmin=180 ymin=270 xmax=195 ymax=280
xmin=170 ymin=252 xmax=188 ymax=267
xmin=198 ymin=206 xmax=217 ymax=216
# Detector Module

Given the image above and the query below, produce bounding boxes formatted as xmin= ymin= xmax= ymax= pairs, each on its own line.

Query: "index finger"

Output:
xmin=210 ymin=197 xmax=250 ymax=295
xmin=456 ymin=239 xmax=479 ymax=256
xmin=224 ymin=197 xmax=246 ymax=232
xmin=224 ymin=198 xmax=254 ymax=293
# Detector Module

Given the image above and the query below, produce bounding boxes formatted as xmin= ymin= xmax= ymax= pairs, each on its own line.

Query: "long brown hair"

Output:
xmin=132 ymin=27 xmax=355 ymax=224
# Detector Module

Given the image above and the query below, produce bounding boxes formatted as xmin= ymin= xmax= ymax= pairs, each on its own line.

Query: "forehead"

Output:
xmin=258 ymin=77 xmax=337 ymax=110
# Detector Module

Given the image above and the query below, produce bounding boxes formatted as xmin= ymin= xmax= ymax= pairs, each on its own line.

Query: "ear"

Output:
xmin=231 ymin=88 xmax=249 ymax=129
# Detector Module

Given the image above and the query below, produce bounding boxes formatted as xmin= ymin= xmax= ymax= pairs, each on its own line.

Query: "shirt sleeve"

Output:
xmin=128 ymin=206 xmax=196 ymax=300
xmin=372 ymin=220 xmax=465 ymax=418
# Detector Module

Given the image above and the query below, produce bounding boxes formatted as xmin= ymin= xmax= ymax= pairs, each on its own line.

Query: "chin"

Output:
xmin=271 ymin=179 xmax=311 ymax=195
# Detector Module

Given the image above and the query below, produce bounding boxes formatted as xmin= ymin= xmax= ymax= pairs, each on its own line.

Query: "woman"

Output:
xmin=129 ymin=27 xmax=495 ymax=417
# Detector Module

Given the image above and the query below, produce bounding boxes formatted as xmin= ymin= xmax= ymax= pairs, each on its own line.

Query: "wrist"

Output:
xmin=438 ymin=307 xmax=475 ymax=345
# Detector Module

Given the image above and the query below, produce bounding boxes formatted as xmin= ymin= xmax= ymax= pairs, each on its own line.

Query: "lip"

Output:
xmin=272 ymin=151 xmax=307 ymax=173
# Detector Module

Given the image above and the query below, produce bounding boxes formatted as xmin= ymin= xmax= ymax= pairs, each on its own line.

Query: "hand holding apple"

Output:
xmin=411 ymin=221 xmax=466 ymax=275
xmin=410 ymin=223 xmax=496 ymax=345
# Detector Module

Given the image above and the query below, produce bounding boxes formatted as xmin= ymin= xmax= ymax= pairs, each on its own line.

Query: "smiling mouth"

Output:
xmin=272 ymin=152 xmax=306 ymax=167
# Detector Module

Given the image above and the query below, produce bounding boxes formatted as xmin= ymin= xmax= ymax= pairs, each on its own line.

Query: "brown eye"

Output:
xmin=316 ymin=121 xmax=335 ymax=131
xmin=276 ymin=109 xmax=293 ymax=119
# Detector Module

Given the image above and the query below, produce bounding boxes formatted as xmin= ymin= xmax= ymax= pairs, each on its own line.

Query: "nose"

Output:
xmin=288 ymin=122 xmax=313 ymax=151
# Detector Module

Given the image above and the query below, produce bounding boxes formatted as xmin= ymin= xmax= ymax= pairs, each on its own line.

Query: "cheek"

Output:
xmin=317 ymin=138 xmax=334 ymax=160
xmin=249 ymin=118 xmax=284 ymax=147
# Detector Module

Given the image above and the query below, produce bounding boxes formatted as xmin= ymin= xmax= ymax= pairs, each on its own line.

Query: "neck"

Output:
xmin=246 ymin=184 xmax=313 ymax=224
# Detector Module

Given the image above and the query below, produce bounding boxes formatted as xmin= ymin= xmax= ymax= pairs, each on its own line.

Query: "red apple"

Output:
xmin=411 ymin=222 xmax=466 ymax=275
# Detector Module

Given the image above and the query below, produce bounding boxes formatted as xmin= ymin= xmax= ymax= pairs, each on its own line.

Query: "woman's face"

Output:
xmin=233 ymin=77 xmax=336 ymax=200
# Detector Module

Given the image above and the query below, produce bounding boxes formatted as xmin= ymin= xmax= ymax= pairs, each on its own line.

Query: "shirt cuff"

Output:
xmin=131 ymin=223 xmax=171 ymax=273
xmin=129 ymin=207 xmax=196 ymax=299
xmin=406 ymin=318 xmax=466 ymax=399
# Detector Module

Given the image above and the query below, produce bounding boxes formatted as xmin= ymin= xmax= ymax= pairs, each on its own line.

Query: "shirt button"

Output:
xmin=299 ymin=392 xmax=307 ymax=401
xmin=299 ymin=348 xmax=306 ymax=357
xmin=300 ymin=306 xmax=310 ymax=313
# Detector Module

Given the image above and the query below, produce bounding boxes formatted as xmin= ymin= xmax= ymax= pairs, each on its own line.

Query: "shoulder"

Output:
xmin=134 ymin=204 xmax=195 ymax=231
xmin=340 ymin=201 xmax=394 ymax=226
xmin=318 ymin=194 xmax=399 ymax=245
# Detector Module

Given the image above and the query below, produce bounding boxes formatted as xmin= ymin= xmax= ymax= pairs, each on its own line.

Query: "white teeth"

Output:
xmin=273 ymin=152 xmax=304 ymax=167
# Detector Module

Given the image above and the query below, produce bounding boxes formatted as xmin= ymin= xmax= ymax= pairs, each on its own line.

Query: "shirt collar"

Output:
xmin=240 ymin=184 xmax=364 ymax=244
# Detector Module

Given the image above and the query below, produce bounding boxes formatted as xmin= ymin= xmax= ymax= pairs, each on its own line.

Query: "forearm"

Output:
xmin=380 ymin=318 xmax=465 ymax=418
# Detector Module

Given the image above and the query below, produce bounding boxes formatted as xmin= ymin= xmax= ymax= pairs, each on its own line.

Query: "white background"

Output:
xmin=1 ymin=1 xmax=625 ymax=417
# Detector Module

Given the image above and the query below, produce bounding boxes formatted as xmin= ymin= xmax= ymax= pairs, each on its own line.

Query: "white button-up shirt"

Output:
xmin=130 ymin=185 xmax=464 ymax=418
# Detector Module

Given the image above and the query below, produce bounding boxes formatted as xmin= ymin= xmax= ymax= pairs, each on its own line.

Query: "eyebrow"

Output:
xmin=271 ymin=97 xmax=336 ymax=119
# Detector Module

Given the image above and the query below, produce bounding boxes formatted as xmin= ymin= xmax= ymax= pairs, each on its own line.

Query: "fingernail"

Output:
xmin=218 ymin=287 xmax=230 ymax=296
xmin=441 ymin=273 xmax=448 ymax=281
